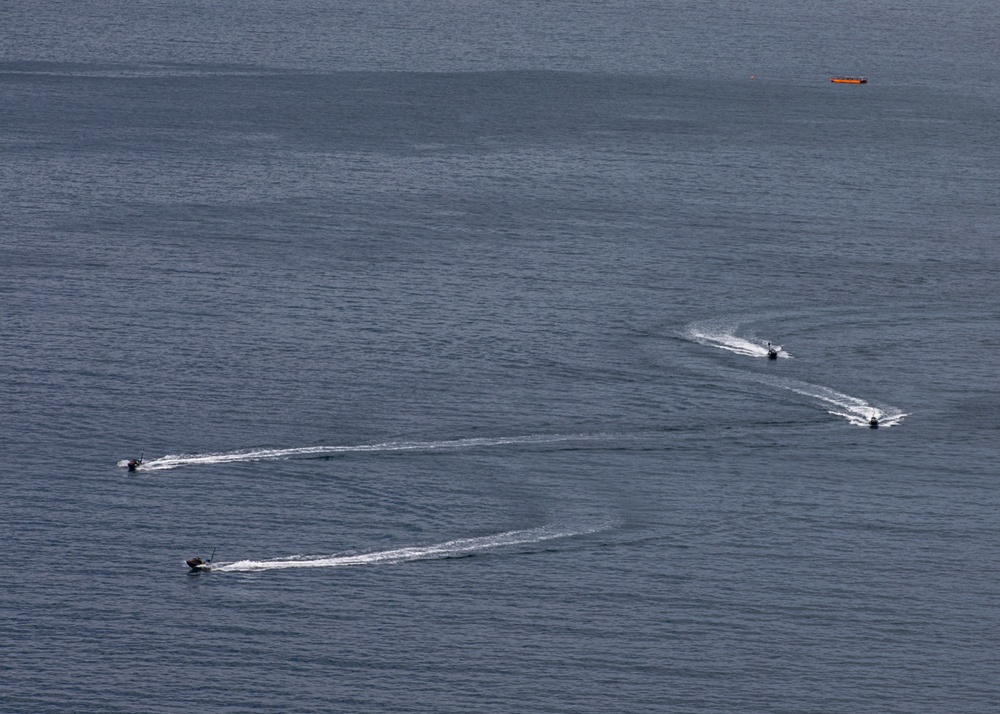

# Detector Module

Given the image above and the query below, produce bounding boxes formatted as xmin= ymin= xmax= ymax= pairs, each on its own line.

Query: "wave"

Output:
xmin=119 ymin=433 xmax=607 ymax=471
xmin=202 ymin=523 xmax=605 ymax=573
xmin=755 ymin=374 xmax=908 ymax=428
xmin=1 ymin=64 xmax=283 ymax=79
xmin=685 ymin=320 xmax=789 ymax=359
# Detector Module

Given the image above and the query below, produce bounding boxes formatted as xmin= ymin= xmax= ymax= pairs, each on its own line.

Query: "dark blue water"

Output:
xmin=3 ymin=2 xmax=999 ymax=712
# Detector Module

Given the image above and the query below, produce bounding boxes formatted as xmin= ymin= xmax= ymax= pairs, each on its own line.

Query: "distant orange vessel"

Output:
xmin=830 ymin=76 xmax=867 ymax=84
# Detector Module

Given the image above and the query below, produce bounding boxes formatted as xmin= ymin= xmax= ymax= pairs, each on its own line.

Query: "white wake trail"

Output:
xmin=206 ymin=524 xmax=605 ymax=573
xmin=123 ymin=433 xmax=605 ymax=472
xmin=685 ymin=320 xmax=789 ymax=358
xmin=755 ymin=374 xmax=908 ymax=427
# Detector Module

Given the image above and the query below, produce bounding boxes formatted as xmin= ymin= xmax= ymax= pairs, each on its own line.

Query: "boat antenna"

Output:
xmin=209 ymin=547 xmax=216 ymax=564
xmin=139 ymin=450 xmax=144 ymax=464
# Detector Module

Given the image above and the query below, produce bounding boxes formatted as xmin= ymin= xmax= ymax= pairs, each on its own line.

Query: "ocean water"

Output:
xmin=2 ymin=2 xmax=999 ymax=712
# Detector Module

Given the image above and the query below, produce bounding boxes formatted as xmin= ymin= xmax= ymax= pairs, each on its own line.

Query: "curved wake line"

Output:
xmin=204 ymin=524 xmax=606 ymax=573
xmin=754 ymin=374 xmax=908 ymax=428
xmin=120 ymin=433 xmax=609 ymax=471
xmin=685 ymin=320 xmax=790 ymax=359
xmin=684 ymin=319 xmax=905 ymax=427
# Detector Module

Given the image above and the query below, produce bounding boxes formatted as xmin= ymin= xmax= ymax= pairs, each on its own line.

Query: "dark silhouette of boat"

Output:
xmin=187 ymin=549 xmax=215 ymax=571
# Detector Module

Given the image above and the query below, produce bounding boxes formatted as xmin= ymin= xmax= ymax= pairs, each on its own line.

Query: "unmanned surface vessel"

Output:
xmin=186 ymin=549 xmax=216 ymax=571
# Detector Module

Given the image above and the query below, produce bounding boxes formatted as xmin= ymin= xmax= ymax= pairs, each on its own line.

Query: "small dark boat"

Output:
xmin=187 ymin=549 xmax=215 ymax=571
xmin=766 ymin=342 xmax=778 ymax=360
xmin=869 ymin=415 xmax=879 ymax=428
xmin=127 ymin=451 xmax=144 ymax=472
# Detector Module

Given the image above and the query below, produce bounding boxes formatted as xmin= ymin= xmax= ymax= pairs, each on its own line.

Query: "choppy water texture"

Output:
xmin=3 ymin=1 xmax=999 ymax=712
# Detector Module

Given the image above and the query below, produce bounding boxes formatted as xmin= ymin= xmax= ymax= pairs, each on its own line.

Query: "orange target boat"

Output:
xmin=830 ymin=76 xmax=867 ymax=84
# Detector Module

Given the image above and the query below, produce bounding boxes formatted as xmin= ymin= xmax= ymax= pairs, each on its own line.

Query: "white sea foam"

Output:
xmin=755 ymin=374 xmax=907 ymax=428
xmin=122 ymin=434 xmax=606 ymax=471
xmin=685 ymin=320 xmax=789 ymax=358
xmin=207 ymin=524 xmax=604 ymax=573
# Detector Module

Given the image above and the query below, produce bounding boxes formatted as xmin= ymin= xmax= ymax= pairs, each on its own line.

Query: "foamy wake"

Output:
xmin=203 ymin=524 xmax=604 ymax=573
xmin=756 ymin=375 xmax=908 ymax=428
xmin=119 ymin=433 xmax=603 ymax=472
xmin=685 ymin=321 xmax=789 ymax=359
